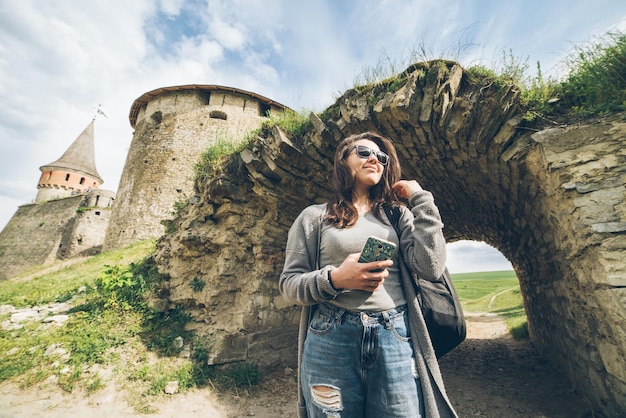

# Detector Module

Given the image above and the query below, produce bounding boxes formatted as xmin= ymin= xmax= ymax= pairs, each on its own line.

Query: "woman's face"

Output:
xmin=345 ymin=139 xmax=386 ymax=189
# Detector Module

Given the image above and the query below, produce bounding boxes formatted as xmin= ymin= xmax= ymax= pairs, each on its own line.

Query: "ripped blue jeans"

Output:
xmin=301 ymin=303 xmax=424 ymax=418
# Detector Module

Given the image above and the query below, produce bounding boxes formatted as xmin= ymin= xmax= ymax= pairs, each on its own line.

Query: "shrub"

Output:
xmin=189 ymin=277 xmax=206 ymax=292
xmin=194 ymin=136 xmax=253 ymax=181
xmin=522 ymin=30 xmax=626 ymax=121
xmin=261 ymin=109 xmax=312 ymax=141
xmin=560 ymin=31 xmax=626 ymax=116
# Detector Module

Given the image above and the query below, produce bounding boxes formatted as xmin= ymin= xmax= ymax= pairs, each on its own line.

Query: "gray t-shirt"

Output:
xmin=320 ymin=210 xmax=406 ymax=312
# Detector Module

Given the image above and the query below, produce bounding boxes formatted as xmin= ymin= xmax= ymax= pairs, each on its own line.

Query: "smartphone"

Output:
xmin=358 ymin=236 xmax=397 ymax=267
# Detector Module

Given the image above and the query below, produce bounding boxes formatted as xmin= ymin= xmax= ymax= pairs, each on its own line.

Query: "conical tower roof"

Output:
xmin=39 ymin=120 xmax=103 ymax=184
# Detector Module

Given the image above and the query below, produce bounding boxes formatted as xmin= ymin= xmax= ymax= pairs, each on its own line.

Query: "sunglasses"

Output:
xmin=347 ymin=145 xmax=389 ymax=166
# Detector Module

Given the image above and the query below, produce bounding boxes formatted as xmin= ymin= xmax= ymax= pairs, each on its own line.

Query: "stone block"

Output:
xmin=591 ymin=222 xmax=626 ymax=233
xmin=598 ymin=341 xmax=626 ymax=382
xmin=206 ymin=332 xmax=248 ymax=365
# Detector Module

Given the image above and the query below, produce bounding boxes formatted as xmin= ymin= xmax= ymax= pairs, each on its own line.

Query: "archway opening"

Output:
xmin=446 ymin=240 xmax=527 ymax=339
xmin=441 ymin=241 xmax=589 ymax=414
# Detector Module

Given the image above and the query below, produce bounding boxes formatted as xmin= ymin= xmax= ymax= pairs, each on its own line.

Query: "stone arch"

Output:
xmin=154 ymin=61 xmax=625 ymax=416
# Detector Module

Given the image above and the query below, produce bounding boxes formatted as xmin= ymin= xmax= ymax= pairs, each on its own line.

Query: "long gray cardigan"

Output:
xmin=279 ymin=190 xmax=458 ymax=418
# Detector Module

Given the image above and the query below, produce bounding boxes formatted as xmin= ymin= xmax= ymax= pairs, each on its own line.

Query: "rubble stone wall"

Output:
xmin=0 ymin=189 xmax=115 ymax=280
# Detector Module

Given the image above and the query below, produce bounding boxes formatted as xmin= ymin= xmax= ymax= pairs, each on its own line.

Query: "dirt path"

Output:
xmin=0 ymin=314 xmax=592 ymax=417
xmin=439 ymin=314 xmax=592 ymax=418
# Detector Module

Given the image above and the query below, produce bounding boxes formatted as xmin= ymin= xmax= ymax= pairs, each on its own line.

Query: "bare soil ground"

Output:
xmin=0 ymin=314 xmax=593 ymax=418
xmin=439 ymin=314 xmax=593 ymax=418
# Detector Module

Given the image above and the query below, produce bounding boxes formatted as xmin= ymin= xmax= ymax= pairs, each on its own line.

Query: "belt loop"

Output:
xmin=382 ymin=311 xmax=392 ymax=330
xmin=335 ymin=308 xmax=345 ymax=324
xmin=323 ymin=303 xmax=344 ymax=325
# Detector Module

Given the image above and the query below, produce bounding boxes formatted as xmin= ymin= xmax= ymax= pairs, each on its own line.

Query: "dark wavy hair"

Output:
xmin=325 ymin=132 xmax=402 ymax=228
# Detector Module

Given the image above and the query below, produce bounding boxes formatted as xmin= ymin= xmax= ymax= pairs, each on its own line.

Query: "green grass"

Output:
xmin=0 ymin=239 xmax=157 ymax=308
xmin=0 ymin=241 xmax=157 ymax=390
xmin=0 ymin=239 xmax=261 ymax=412
xmin=451 ymin=270 xmax=528 ymax=339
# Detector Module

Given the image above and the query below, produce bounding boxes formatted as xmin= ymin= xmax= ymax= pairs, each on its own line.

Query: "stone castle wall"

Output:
xmin=0 ymin=189 xmax=115 ymax=280
xmin=103 ymin=87 xmax=285 ymax=251
xmin=153 ymin=62 xmax=625 ymax=416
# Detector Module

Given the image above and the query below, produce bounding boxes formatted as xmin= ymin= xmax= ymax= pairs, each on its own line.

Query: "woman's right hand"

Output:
xmin=393 ymin=180 xmax=423 ymax=200
xmin=329 ymin=253 xmax=392 ymax=292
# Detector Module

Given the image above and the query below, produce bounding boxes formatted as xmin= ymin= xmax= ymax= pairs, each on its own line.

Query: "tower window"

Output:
xmin=151 ymin=111 xmax=163 ymax=124
xmin=259 ymin=103 xmax=270 ymax=117
xmin=80 ymin=177 xmax=85 ymax=185
xmin=199 ymin=91 xmax=211 ymax=105
xmin=210 ymin=110 xmax=228 ymax=120
xmin=65 ymin=173 xmax=70 ymax=181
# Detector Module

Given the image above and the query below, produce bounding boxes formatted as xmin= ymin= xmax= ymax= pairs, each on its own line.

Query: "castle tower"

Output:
xmin=0 ymin=120 xmax=114 ymax=280
xmin=103 ymin=84 xmax=288 ymax=250
xmin=36 ymin=120 xmax=103 ymax=202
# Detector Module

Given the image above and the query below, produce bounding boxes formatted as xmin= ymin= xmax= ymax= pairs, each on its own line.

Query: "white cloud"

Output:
xmin=158 ymin=0 xmax=185 ymax=17
xmin=446 ymin=240 xmax=514 ymax=274
xmin=173 ymin=36 xmax=225 ymax=71
xmin=208 ymin=17 xmax=247 ymax=50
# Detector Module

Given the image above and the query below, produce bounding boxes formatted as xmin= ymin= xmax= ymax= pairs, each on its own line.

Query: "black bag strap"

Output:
xmin=382 ymin=203 xmax=402 ymax=238
xmin=383 ymin=203 xmax=423 ymax=285
xmin=383 ymin=202 xmax=451 ymax=288
xmin=383 ymin=203 xmax=466 ymax=358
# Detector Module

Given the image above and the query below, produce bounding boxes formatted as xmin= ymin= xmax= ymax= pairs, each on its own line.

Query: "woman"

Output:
xmin=280 ymin=132 xmax=458 ymax=418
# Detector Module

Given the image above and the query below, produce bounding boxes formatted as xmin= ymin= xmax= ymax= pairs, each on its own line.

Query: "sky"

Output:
xmin=1 ymin=0 xmax=625 ymax=273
